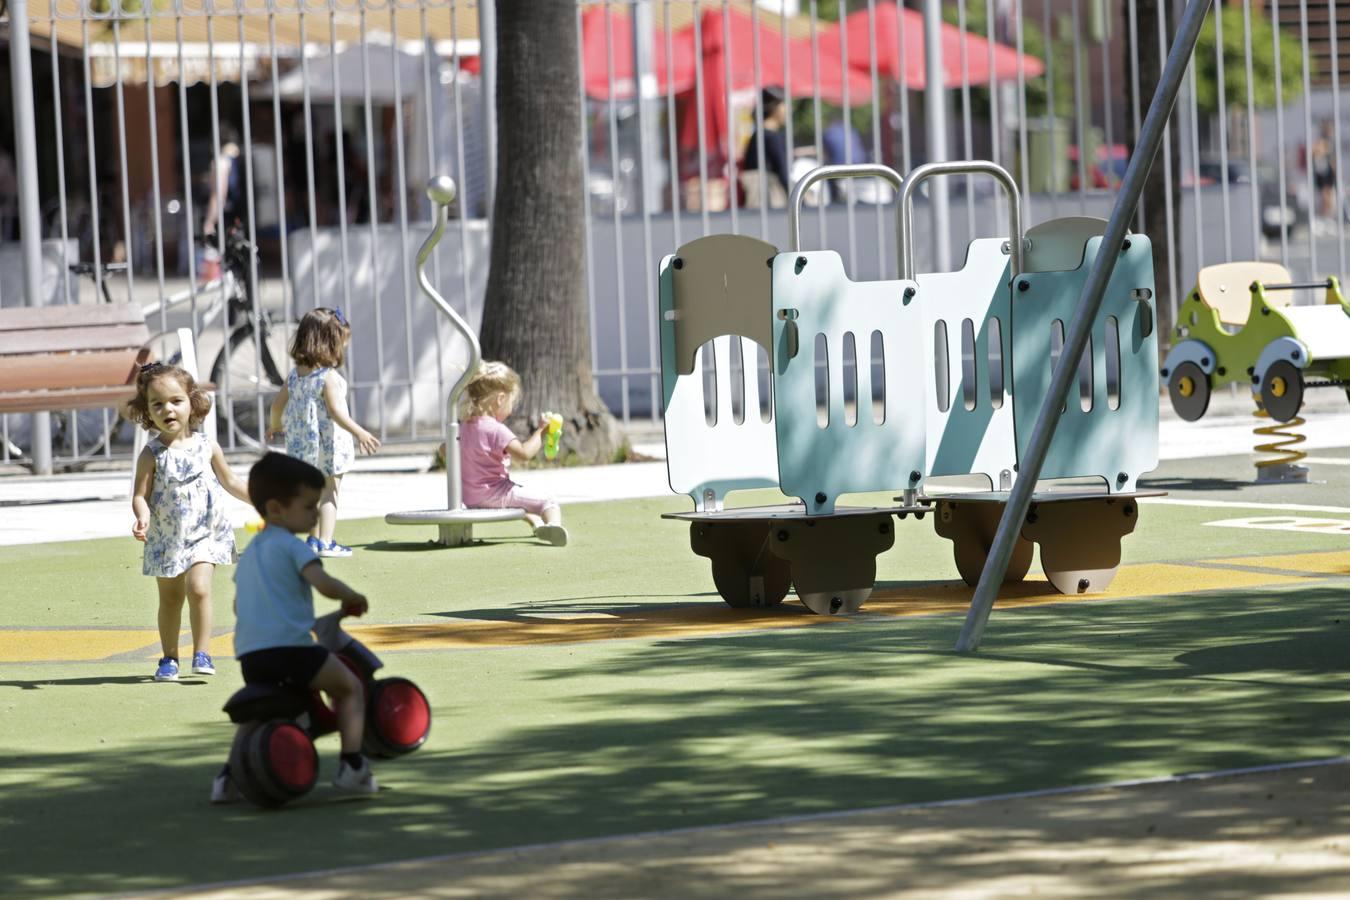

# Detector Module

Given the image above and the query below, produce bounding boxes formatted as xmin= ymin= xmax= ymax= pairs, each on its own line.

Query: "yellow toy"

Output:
xmin=543 ymin=412 xmax=564 ymax=460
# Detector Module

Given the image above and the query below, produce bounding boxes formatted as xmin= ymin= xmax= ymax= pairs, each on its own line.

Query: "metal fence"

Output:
xmin=1 ymin=0 xmax=1347 ymax=471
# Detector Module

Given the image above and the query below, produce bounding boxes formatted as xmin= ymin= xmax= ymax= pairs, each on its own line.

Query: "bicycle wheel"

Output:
xmin=212 ymin=319 xmax=295 ymax=449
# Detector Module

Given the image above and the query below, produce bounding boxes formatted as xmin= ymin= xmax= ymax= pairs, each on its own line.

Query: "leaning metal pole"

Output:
xmin=8 ymin=0 xmax=53 ymax=475
xmin=955 ymin=0 xmax=1215 ymax=653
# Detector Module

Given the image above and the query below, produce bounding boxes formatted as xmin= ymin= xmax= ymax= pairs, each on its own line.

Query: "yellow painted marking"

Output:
xmin=0 ymin=630 xmax=160 ymax=662
xmin=0 ymin=561 xmax=1327 ymax=662
xmin=1208 ymin=549 xmax=1350 ymax=576
xmin=866 ymin=563 xmax=1307 ymax=617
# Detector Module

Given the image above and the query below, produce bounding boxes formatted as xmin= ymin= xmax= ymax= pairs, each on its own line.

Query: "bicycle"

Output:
xmin=1 ymin=227 xmax=295 ymax=467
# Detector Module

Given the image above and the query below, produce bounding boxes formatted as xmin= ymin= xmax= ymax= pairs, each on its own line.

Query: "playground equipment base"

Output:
xmin=385 ymin=508 xmax=530 ymax=547
xmin=663 ymin=504 xmax=919 ymax=615
xmin=927 ymin=490 xmax=1165 ymax=595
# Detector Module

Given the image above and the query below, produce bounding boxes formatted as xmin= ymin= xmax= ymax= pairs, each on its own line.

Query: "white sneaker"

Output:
xmin=210 ymin=766 xmax=240 ymax=804
xmin=332 ymin=758 xmax=379 ymax=794
xmin=534 ymin=524 xmax=569 ymax=547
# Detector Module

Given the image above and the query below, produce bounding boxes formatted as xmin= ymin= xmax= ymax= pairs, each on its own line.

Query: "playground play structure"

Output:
xmin=658 ymin=160 xmax=1162 ymax=618
xmin=1162 ymin=262 xmax=1350 ymax=481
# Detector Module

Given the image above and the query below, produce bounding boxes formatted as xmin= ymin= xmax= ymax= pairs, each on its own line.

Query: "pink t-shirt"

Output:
xmin=459 ymin=415 xmax=517 ymax=507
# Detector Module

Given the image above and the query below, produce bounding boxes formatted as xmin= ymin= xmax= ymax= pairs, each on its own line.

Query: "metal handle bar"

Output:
xmin=898 ymin=161 xmax=1023 ymax=280
xmin=788 ymin=164 xmax=905 ymax=261
xmin=415 ymin=176 xmax=478 ymax=418
xmin=1259 ymin=280 xmax=1335 ymax=291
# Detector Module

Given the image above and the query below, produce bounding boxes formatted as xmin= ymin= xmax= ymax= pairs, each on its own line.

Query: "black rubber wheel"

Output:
xmin=363 ymin=678 xmax=432 ymax=759
xmin=1167 ymin=361 xmax=1211 ymax=422
xmin=1259 ymin=359 xmax=1304 ymax=423
xmin=228 ymin=719 xmax=318 ymax=808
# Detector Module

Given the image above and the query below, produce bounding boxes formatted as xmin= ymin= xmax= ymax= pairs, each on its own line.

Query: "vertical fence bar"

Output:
xmin=957 ymin=0 xmax=974 ymax=241
xmin=1242 ymin=0 xmax=1261 ymax=255
xmin=1071 ymin=0 xmax=1087 ymax=214
xmin=1330 ymin=0 xmax=1347 ymax=275
xmin=48 ymin=3 xmax=72 ymax=312
xmin=1271 ymin=0 xmax=1290 ymax=268
xmin=1297 ymin=0 xmax=1317 ymax=276
xmin=299 ymin=9 xmax=321 ymax=308
xmin=631 ymin=0 xmax=658 ymax=422
xmin=575 ymin=4 xmax=600 ymax=391
xmin=111 ymin=17 xmax=136 ymax=299
xmin=175 ymin=10 xmax=199 ymax=322
xmin=665 ymin=0 xmax=682 ymax=250
xmin=810 ymin=0 xmax=825 ymax=247
xmin=956 ymin=0 xmax=1215 ymax=654
xmin=327 ymin=12 xmax=353 ymax=321
xmin=1212 ymin=0 xmax=1232 ymax=260
xmin=841 ymin=0 xmax=858 ymax=274
xmin=1159 ymin=0 xmax=1180 ymax=323
xmin=722 ymin=0 xmax=738 ymax=235
xmin=266 ymin=4 xmax=293 ymax=410
xmin=603 ymin=2 xmax=629 ymax=422
xmin=448 ymin=4 xmax=472 ymax=333
xmin=81 ymin=18 xmax=103 ymax=307
xmin=357 ymin=14 xmax=386 ymax=437
xmin=1186 ymin=51 xmax=1203 ymax=271
xmin=1128 ymin=0 xmax=1143 ymax=231
xmin=693 ymin=6 xmax=710 ymax=235
xmin=750 ymin=0 xmax=767 ymax=238
xmin=1013 ymin=0 xmax=1030 ymax=225
xmin=142 ymin=3 xmax=168 ymax=319
xmin=388 ymin=8 xmax=414 ymax=437
xmin=8 ymin=0 xmax=53 ymax=473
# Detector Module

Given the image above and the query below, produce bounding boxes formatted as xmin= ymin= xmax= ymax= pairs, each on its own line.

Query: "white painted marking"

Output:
xmin=1206 ymin=515 xmax=1350 ymax=535
xmin=171 ymin=756 xmax=1350 ymax=895
xmin=1141 ymin=497 xmax=1350 ymax=515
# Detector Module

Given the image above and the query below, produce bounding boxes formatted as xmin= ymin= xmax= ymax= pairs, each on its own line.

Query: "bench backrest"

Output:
xmin=0 ymin=303 xmax=149 ymax=410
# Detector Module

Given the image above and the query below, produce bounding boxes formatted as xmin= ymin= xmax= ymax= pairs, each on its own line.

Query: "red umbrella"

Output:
xmin=579 ymin=5 xmax=697 ymax=101
xmin=823 ymin=1 xmax=1044 ymax=89
xmin=677 ymin=7 xmax=875 ymax=160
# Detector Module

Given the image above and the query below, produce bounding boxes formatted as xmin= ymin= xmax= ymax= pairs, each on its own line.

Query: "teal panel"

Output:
xmin=771 ymin=251 xmax=927 ymax=514
xmin=1010 ymin=235 xmax=1160 ymax=492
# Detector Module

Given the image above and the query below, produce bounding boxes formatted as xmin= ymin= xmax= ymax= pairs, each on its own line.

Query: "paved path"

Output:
xmin=2 ymin=399 xmax=1348 ymax=547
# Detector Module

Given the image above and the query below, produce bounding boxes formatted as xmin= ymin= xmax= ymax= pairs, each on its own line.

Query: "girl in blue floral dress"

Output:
xmin=267 ymin=307 xmax=380 ymax=559
xmin=130 ymin=363 xmax=251 ymax=682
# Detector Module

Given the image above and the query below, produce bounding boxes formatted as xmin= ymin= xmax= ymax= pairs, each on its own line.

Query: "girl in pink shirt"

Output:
xmin=458 ymin=361 xmax=568 ymax=546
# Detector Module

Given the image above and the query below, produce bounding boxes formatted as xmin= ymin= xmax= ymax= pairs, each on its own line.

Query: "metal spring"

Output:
xmin=1252 ymin=404 xmax=1308 ymax=470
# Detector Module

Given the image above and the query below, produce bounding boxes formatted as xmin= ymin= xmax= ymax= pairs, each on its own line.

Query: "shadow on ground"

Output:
xmin=2 ymin=583 xmax=1348 ymax=895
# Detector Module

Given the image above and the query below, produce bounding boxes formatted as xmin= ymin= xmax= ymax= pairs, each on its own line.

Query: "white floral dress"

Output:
xmin=283 ymin=367 xmax=354 ymax=476
xmin=142 ymin=433 xmax=237 ymax=577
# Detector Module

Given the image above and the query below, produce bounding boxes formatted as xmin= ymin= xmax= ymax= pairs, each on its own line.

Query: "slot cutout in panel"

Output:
xmin=1105 ymin=317 xmax=1121 ymax=410
xmin=870 ymin=329 xmax=886 ymax=424
xmin=842 ymin=331 xmax=858 ymax=426
xmin=1078 ymin=334 xmax=1094 ymax=412
xmin=756 ymin=342 xmax=773 ymax=423
xmin=961 ymin=318 xmax=977 ymax=411
xmin=728 ymin=336 xmax=746 ymax=425
xmin=814 ymin=332 xmax=830 ymax=428
xmin=987 ymin=317 xmax=1004 ymax=409
xmin=934 ymin=320 xmax=951 ymax=413
xmin=700 ymin=340 xmax=717 ymax=425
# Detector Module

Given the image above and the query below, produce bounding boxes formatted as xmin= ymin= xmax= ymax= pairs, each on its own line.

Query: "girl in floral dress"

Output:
xmin=267 ymin=307 xmax=380 ymax=558
xmin=130 ymin=363 xmax=250 ymax=682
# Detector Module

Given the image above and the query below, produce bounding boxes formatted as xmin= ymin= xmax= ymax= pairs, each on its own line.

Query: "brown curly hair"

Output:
xmin=290 ymin=307 xmax=351 ymax=368
xmin=125 ymin=363 xmax=213 ymax=431
xmin=462 ymin=360 xmax=521 ymax=418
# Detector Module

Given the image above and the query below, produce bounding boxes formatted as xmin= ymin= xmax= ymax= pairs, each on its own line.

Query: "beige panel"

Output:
xmin=1196 ymin=262 xmax=1294 ymax=325
xmin=670 ymin=234 xmax=778 ymax=376
xmin=1022 ymin=217 xmax=1107 ymax=273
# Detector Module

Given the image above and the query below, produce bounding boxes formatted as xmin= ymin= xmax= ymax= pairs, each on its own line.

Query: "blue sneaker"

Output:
xmin=319 ymin=540 xmax=353 ymax=558
xmin=191 ymin=651 xmax=215 ymax=675
xmin=306 ymin=536 xmax=324 ymax=556
xmin=154 ymin=657 xmax=179 ymax=682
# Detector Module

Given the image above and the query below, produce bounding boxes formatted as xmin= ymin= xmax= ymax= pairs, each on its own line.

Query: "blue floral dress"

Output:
xmin=142 ymin=433 xmax=237 ymax=577
xmin=283 ymin=367 xmax=354 ymax=476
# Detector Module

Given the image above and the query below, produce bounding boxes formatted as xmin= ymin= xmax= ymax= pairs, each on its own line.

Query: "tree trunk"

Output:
xmin=479 ymin=0 xmax=625 ymax=463
xmin=1130 ymin=0 xmax=1184 ymax=344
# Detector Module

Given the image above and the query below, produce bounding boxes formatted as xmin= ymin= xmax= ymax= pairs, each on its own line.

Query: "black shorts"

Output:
xmin=238 ymin=645 xmax=330 ymax=690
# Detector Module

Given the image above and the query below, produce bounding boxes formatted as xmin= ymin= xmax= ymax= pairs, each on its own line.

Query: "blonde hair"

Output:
xmin=126 ymin=363 xmax=213 ymax=431
xmin=462 ymin=360 xmax=521 ymax=418
xmin=290 ymin=307 xmax=350 ymax=368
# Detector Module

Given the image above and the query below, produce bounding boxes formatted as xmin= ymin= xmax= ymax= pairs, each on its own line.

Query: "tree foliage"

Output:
xmin=1190 ymin=9 xmax=1307 ymax=114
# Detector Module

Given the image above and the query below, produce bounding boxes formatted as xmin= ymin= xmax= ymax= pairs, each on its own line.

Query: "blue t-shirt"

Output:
xmin=232 ymin=526 xmax=321 ymax=656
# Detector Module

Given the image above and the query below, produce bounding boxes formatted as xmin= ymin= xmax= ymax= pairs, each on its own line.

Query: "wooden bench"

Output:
xmin=0 ymin=303 xmax=150 ymax=415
